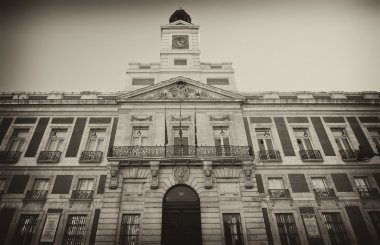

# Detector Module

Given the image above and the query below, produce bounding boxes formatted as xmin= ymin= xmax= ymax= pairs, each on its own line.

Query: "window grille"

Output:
xmin=62 ymin=215 xmax=87 ymax=245
xmin=120 ymin=214 xmax=140 ymax=245
xmin=13 ymin=214 xmax=39 ymax=245
xmin=322 ymin=213 xmax=349 ymax=245
xmin=223 ymin=213 xmax=244 ymax=245
xmin=275 ymin=213 xmax=300 ymax=245
xmin=369 ymin=211 xmax=380 ymax=238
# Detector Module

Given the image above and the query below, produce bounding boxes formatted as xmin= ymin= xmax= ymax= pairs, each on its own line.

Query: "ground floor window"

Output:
xmin=275 ymin=213 xmax=300 ymax=245
xmin=120 ymin=214 xmax=140 ymax=245
xmin=223 ymin=213 xmax=244 ymax=245
xmin=322 ymin=212 xmax=349 ymax=245
xmin=62 ymin=215 xmax=87 ymax=245
xmin=13 ymin=214 xmax=39 ymax=245
xmin=369 ymin=211 xmax=380 ymax=238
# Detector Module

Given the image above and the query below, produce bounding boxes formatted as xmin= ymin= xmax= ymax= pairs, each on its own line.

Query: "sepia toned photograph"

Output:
xmin=0 ymin=0 xmax=379 ymax=244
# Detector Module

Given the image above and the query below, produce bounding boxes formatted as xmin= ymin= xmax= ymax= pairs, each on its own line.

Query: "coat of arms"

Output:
xmin=173 ymin=166 xmax=190 ymax=183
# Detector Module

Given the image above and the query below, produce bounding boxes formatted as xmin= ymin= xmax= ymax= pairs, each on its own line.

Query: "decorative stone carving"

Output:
xmin=171 ymin=115 xmax=191 ymax=121
xmin=109 ymin=164 xmax=119 ymax=189
xmin=143 ymin=82 xmax=218 ymax=99
xmin=203 ymin=163 xmax=213 ymax=189
xmin=173 ymin=166 xmax=190 ymax=183
xmin=150 ymin=161 xmax=160 ymax=189
xmin=243 ymin=161 xmax=254 ymax=189
xmin=130 ymin=115 xmax=152 ymax=121
xmin=210 ymin=115 xmax=231 ymax=121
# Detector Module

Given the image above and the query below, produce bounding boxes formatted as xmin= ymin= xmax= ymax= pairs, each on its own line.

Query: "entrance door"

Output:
xmin=161 ymin=185 xmax=202 ymax=245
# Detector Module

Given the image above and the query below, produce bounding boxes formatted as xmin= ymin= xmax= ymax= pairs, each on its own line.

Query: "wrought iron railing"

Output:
xmin=0 ymin=151 xmax=21 ymax=163
xmin=71 ymin=190 xmax=94 ymax=200
xmin=299 ymin=150 xmax=323 ymax=161
xmin=313 ymin=188 xmax=336 ymax=199
xmin=109 ymin=145 xmax=254 ymax=158
xmin=79 ymin=151 xmax=103 ymax=163
xmin=25 ymin=190 xmax=48 ymax=200
xmin=339 ymin=149 xmax=359 ymax=161
xmin=258 ymin=150 xmax=282 ymax=161
xmin=269 ymin=189 xmax=291 ymax=199
xmin=357 ymin=188 xmax=380 ymax=199
xmin=37 ymin=151 xmax=61 ymax=163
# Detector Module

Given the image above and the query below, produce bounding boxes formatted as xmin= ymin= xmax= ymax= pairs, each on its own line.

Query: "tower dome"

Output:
xmin=169 ymin=8 xmax=192 ymax=23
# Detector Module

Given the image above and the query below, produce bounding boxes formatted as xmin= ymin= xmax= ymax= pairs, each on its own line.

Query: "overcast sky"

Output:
xmin=1 ymin=0 xmax=379 ymax=93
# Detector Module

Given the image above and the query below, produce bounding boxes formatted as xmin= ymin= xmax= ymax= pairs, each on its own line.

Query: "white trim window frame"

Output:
xmin=46 ymin=128 xmax=68 ymax=152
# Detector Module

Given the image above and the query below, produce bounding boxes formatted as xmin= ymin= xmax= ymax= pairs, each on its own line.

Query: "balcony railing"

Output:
xmin=37 ymin=151 xmax=61 ymax=163
xmin=25 ymin=190 xmax=48 ymax=200
xmin=109 ymin=145 xmax=254 ymax=159
xmin=313 ymin=188 xmax=336 ymax=199
xmin=71 ymin=190 xmax=94 ymax=200
xmin=268 ymin=189 xmax=291 ymax=199
xmin=79 ymin=151 xmax=103 ymax=163
xmin=339 ymin=149 xmax=359 ymax=161
xmin=299 ymin=150 xmax=323 ymax=161
xmin=0 ymin=151 xmax=21 ymax=163
xmin=357 ymin=188 xmax=380 ymax=199
xmin=258 ymin=150 xmax=282 ymax=161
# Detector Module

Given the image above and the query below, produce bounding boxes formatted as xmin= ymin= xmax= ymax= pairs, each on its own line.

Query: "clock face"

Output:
xmin=172 ymin=35 xmax=189 ymax=49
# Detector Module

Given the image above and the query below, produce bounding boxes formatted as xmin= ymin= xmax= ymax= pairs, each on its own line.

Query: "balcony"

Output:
xmin=357 ymin=188 xmax=380 ymax=199
xmin=79 ymin=151 xmax=103 ymax=163
xmin=109 ymin=145 xmax=254 ymax=160
xmin=71 ymin=190 xmax=94 ymax=200
xmin=24 ymin=190 xmax=48 ymax=201
xmin=268 ymin=189 xmax=291 ymax=199
xmin=0 ymin=151 xmax=21 ymax=163
xmin=258 ymin=150 xmax=282 ymax=162
xmin=339 ymin=149 xmax=359 ymax=161
xmin=37 ymin=151 xmax=61 ymax=163
xmin=299 ymin=150 xmax=323 ymax=162
xmin=313 ymin=188 xmax=336 ymax=199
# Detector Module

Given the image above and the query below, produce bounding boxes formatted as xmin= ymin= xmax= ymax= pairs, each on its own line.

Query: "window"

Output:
xmin=294 ymin=128 xmax=313 ymax=150
xmin=86 ymin=129 xmax=106 ymax=151
xmin=322 ymin=213 xmax=349 ymax=245
xmin=72 ymin=178 xmax=94 ymax=199
xmin=268 ymin=178 xmax=290 ymax=199
xmin=312 ymin=177 xmax=335 ymax=198
xmin=214 ymin=126 xmax=230 ymax=156
xmin=62 ymin=215 xmax=87 ymax=245
xmin=256 ymin=129 xmax=281 ymax=160
xmin=354 ymin=176 xmax=378 ymax=198
xmin=120 ymin=214 xmax=140 ymax=245
xmin=275 ymin=213 xmax=300 ymax=245
xmin=368 ymin=128 xmax=380 ymax=153
xmin=77 ymin=178 xmax=94 ymax=191
xmin=173 ymin=126 xmax=189 ymax=146
xmin=46 ymin=129 xmax=67 ymax=152
xmin=331 ymin=128 xmax=352 ymax=152
xmin=207 ymin=78 xmax=229 ymax=85
xmin=7 ymin=128 xmax=29 ymax=152
xmin=354 ymin=177 xmax=370 ymax=189
xmin=174 ymin=59 xmax=187 ymax=65
xmin=0 ymin=178 xmax=6 ymax=192
xmin=311 ymin=177 xmax=328 ymax=189
xmin=369 ymin=211 xmax=380 ymax=238
xmin=131 ymin=78 xmax=154 ymax=86
xmin=268 ymin=178 xmax=284 ymax=189
xmin=33 ymin=178 xmax=50 ymax=191
xmin=12 ymin=214 xmax=39 ymax=245
xmin=223 ymin=214 xmax=244 ymax=245
xmin=131 ymin=127 xmax=149 ymax=146
xmin=26 ymin=178 xmax=49 ymax=200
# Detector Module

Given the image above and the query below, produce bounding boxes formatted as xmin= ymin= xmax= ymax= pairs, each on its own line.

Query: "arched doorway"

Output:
xmin=161 ymin=185 xmax=203 ymax=245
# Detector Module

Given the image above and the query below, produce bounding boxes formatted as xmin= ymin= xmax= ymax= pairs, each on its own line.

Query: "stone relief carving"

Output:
xmin=142 ymin=82 xmax=219 ymax=99
xmin=173 ymin=166 xmax=190 ymax=183
xmin=210 ymin=115 xmax=231 ymax=121
xmin=130 ymin=115 xmax=152 ymax=122
xmin=150 ymin=162 xmax=159 ymax=189
xmin=243 ymin=161 xmax=254 ymax=189
xmin=109 ymin=165 xmax=119 ymax=189
xmin=204 ymin=167 xmax=213 ymax=189
xmin=171 ymin=115 xmax=191 ymax=121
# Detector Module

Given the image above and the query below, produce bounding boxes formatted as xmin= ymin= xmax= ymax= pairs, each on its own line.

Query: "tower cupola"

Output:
xmin=169 ymin=8 xmax=192 ymax=23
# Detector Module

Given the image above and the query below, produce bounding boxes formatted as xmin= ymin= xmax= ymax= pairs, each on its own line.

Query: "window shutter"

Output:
xmin=373 ymin=173 xmax=380 ymax=189
xmin=51 ymin=175 xmax=73 ymax=194
xmin=97 ymin=175 xmax=107 ymax=194
xmin=347 ymin=117 xmax=374 ymax=155
xmin=24 ymin=118 xmax=50 ymax=157
xmin=89 ymin=209 xmax=101 ymax=245
xmin=66 ymin=118 xmax=87 ymax=157
xmin=255 ymin=174 xmax=265 ymax=193
xmin=243 ymin=117 xmax=253 ymax=149
xmin=288 ymin=174 xmax=309 ymax=193
xmin=274 ymin=117 xmax=295 ymax=156
xmin=262 ymin=208 xmax=274 ymax=245
xmin=0 ymin=208 xmax=16 ymax=245
xmin=311 ymin=117 xmax=336 ymax=156
xmin=345 ymin=206 xmax=374 ymax=245
xmin=7 ymin=175 xmax=30 ymax=194
xmin=108 ymin=117 xmax=119 ymax=155
xmin=331 ymin=173 xmax=353 ymax=192
xmin=0 ymin=118 xmax=13 ymax=145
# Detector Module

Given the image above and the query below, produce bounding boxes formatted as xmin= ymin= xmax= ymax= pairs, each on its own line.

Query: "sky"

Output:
xmin=0 ymin=0 xmax=379 ymax=93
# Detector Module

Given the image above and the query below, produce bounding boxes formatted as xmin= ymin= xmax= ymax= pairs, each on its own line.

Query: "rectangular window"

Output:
xmin=86 ymin=129 xmax=106 ymax=151
xmin=131 ymin=127 xmax=149 ymax=146
xmin=368 ymin=128 xmax=380 ymax=153
xmin=46 ymin=129 xmax=68 ymax=151
xmin=12 ymin=214 xmax=39 ymax=245
xmin=131 ymin=78 xmax=154 ymax=86
xmin=0 ymin=178 xmax=6 ymax=191
xmin=294 ymin=128 xmax=314 ymax=150
xmin=223 ymin=214 xmax=244 ymax=245
xmin=33 ymin=178 xmax=49 ymax=191
xmin=7 ymin=128 xmax=29 ymax=151
xmin=62 ymin=215 xmax=87 ymax=245
xmin=256 ymin=129 xmax=275 ymax=151
xmin=369 ymin=211 xmax=380 ymax=238
xmin=120 ymin=214 xmax=140 ymax=245
xmin=173 ymin=126 xmax=189 ymax=146
xmin=354 ymin=177 xmax=369 ymax=189
xmin=331 ymin=128 xmax=352 ymax=151
xmin=311 ymin=177 xmax=328 ymax=189
xmin=214 ymin=126 xmax=230 ymax=156
xmin=77 ymin=178 xmax=94 ymax=191
xmin=174 ymin=59 xmax=187 ymax=65
xmin=275 ymin=213 xmax=300 ymax=245
xmin=322 ymin=213 xmax=349 ymax=245
xmin=268 ymin=178 xmax=284 ymax=189
xmin=207 ymin=78 xmax=229 ymax=85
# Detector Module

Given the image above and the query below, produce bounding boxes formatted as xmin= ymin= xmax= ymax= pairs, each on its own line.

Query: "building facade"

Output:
xmin=1 ymin=9 xmax=380 ymax=245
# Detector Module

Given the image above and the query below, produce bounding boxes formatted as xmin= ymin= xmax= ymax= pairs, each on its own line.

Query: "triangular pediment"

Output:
xmin=118 ymin=77 xmax=245 ymax=101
